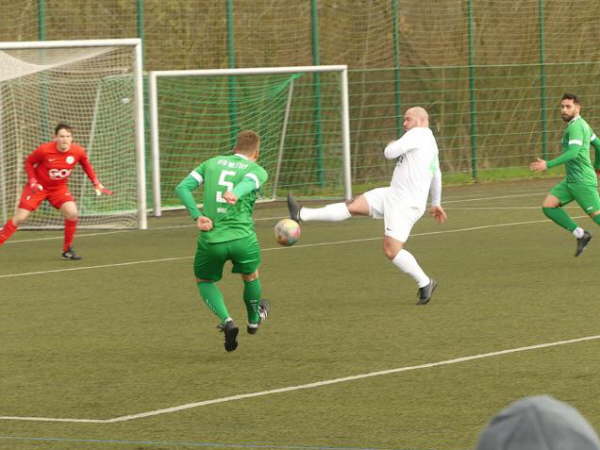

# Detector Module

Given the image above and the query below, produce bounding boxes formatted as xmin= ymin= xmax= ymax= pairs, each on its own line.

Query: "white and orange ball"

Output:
xmin=274 ymin=218 xmax=301 ymax=246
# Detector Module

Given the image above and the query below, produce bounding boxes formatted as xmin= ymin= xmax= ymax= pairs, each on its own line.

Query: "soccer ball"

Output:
xmin=274 ymin=218 xmax=301 ymax=246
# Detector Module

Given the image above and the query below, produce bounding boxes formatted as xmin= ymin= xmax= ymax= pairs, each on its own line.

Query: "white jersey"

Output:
xmin=383 ymin=127 xmax=442 ymax=210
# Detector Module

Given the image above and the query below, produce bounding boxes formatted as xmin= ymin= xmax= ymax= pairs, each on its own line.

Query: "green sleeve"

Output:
xmin=175 ymin=174 xmax=203 ymax=220
xmin=547 ymin=147 xmax=580 ymax=168
xmin=592 ymin=134 xmax=600 ymax=170
xmin=547 ymin=124 xmax=583 ymax=169
xmin=232 ymin=166 xmax=268 ymax=198
xmin=232 ymin=177 xmax=258 ymax=198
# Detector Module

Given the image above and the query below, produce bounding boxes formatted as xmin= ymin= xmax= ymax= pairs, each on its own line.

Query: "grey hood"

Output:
xmin=476 ymin=395 xmax=600 ymax=450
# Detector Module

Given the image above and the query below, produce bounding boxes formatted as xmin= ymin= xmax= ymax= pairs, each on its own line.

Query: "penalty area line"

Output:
xmin=3 ymin=191 xmax=550 ymax=246
xmin=2 ymin=334 xmax=599 ymax=424
xmin=0 ymin=216 xmax=574 ymax=279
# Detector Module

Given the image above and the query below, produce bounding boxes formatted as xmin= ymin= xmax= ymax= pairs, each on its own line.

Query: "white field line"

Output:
xmin=446 ymin=206 xmax=585 ymax=210
xmin=442 ymin=191 xmax=547 ymax=203
xmin=446 ymin=206 xmax=541 ymax=210
xmin=2 ymin=334 xmax=599 ymax=424
xmin=4 ymin=216 xmax=292 ymax=245
xmin=0 ymin=416 xmax=106 ymax=424
xmin=0 ymin=216 xmax=573 ymax=280
xmin=3 ymin=191 xmax=548 ymax=245
xmin=4 ymin=220 xmax=281 ymax=245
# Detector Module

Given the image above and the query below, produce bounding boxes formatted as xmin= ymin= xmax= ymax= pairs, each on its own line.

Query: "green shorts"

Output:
xmin=194 ymin=234 xmax=261 ymax=282
xmin=550 ymin=180 xmax=600 ymax=214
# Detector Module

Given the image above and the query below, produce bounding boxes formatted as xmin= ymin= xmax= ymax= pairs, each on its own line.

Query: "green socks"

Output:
xmin=197 ymin=279 xmax=262 ymax=325
xmin=243 ymin=279 xmax=262 ymax=325
xmin=593 ymin=214 xmax=600 ymax=226
xmin=197 ymin=282 xmax=229 ymax=323
xmin=543 ymin=207 xmax=578 ymax=232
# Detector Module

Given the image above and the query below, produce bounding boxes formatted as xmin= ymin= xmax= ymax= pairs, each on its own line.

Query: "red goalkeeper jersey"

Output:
xmin=25 ymin=141 xmax=98 ymax=189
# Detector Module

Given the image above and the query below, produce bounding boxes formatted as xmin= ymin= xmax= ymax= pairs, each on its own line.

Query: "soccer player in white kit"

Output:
xmin=288 ymin=106 xmax=447 ymax=304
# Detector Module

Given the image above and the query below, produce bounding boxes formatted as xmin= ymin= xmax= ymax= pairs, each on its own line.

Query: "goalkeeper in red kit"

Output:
xmin=0 ymin=123 xmax=112 ymax=260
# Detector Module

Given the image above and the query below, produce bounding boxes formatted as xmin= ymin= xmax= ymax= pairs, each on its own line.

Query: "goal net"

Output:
xmin=0 ymin=39 xmax=146 ymax=229
xmin=149 ymin=65 xmax=351 ymax=215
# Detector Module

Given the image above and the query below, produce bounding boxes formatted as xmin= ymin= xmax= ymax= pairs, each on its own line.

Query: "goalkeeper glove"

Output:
xmin=29 ymin=178 xmax=43 ymax=191
xmin=94 ymin=182 xmax=113 ymax=196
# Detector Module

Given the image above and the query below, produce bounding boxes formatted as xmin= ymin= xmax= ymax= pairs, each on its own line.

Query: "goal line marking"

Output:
xmin=1 ymin=334 xmax=598 ymax=423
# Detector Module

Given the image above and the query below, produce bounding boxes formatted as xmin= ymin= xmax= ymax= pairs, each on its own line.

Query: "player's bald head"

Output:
xmin=403 ymin=106 xmax=429 ymax=130
xmin=406 ymin=107 xmax=428 ymax=122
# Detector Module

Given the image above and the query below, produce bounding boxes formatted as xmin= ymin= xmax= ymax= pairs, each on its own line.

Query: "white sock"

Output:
xmin=300 ymin=202 xmax=352 ymax=222
xmin=573 ymin=227 xmax=585 ymax=239
xmin=392 ymin=249 xmax=430 ymax=288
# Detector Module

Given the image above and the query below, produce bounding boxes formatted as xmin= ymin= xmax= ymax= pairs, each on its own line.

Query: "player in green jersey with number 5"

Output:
xmin=175 ymin=130 xmax=270 ymax=352
xmin=530 ymin=93 xmax=600 ymax=256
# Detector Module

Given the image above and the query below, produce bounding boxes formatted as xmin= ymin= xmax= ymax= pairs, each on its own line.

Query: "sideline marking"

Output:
xmin=1 ymin=334 xmax=599 ymax=423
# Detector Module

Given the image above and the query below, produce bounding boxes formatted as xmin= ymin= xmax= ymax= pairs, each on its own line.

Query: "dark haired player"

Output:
xmin=0 ymin=123 xmax=112 ymax=259
xmin=530 ymin=93 xmax=600 ymax=256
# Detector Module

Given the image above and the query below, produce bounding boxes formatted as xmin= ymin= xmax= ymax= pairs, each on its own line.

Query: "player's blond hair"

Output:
xmin=234 ymin=130 xmax=260 ymax=155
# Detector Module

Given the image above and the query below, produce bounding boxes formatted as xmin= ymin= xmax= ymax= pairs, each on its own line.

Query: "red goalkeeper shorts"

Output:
xmin=18 ymin=183 xmax=75 ymax=211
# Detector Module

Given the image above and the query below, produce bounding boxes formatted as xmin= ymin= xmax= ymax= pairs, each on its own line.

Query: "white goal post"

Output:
xmin=148 ymin=65 xmax=351 ymax=217
xmin=0 ymin=38 xmax=147 ymax=230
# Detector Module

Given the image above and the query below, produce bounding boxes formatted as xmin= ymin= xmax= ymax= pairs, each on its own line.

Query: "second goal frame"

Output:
xmin=148 ymin=65 xmax=352 ymax=217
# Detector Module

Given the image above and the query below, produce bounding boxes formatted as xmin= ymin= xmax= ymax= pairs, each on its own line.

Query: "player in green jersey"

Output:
xmin=175 ymin=130 xmax=270 ymax=352
xmin=530 ymin=93 xmax=600 ymax=256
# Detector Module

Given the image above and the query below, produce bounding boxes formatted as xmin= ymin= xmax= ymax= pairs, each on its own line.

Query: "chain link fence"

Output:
xmin=2 ymin=0 xmax=600 ymax=187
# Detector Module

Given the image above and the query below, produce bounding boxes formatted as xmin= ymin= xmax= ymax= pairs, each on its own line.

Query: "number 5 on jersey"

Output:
xmin=216 ymin=170 xmax=236 ymax=203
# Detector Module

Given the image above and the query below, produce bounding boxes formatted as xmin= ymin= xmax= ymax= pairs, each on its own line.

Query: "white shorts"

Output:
xmin=363 ymin=187 xmax=424 ymax=242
